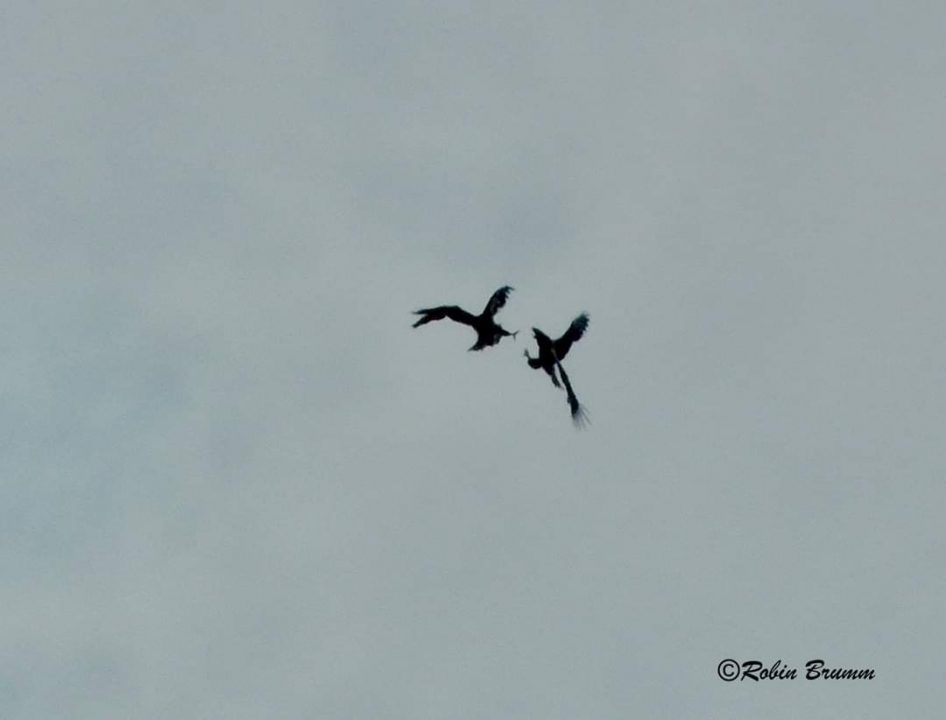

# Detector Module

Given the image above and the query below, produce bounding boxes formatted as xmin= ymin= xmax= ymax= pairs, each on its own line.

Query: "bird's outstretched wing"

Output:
xmin=556 ymin=361 xmax=589 ymax=428
xmin=554 ymin=313 xmax=589 ymax=360
xmin=482 ymin=286 xmax=514 ymax=318
xmin=531 ymin=327 xmax=554 ymax=355
xmin=412 ymin=305 xmax=477 ymax=328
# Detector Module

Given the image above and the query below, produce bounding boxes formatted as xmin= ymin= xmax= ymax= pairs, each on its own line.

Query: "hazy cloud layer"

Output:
xmin=3 ymin=2 xmax=945 ymax=717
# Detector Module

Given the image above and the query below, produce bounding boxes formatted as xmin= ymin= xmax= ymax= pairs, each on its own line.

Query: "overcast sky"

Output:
xmin=3 ymin=2 xmax=946 ymax=718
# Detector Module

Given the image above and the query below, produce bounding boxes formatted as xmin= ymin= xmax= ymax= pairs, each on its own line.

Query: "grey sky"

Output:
xmin=3 ymin=2 xmax=945 ymax=717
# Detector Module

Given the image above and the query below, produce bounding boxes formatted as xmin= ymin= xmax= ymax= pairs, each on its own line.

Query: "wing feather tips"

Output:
xmin=483 ymin=285 xmax=514 ymax=317
xmin=412 ymin=309 xmax=432 ymax=328
xmin=572 ymin=312 xmax=590 ymax=336
xmin=554 ymin=312 xmax=590 ymax=357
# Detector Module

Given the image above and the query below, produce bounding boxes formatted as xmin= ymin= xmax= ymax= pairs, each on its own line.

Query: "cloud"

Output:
xmin=3 ymin=2 xmax=945 ymax=717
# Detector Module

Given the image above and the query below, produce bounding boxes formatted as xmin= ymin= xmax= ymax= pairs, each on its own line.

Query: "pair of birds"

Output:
xmin=412 ymin=286 xmax=590 ymax=427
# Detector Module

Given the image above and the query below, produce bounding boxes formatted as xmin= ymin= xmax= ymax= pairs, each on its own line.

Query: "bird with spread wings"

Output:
xmin=412 ymin=286 xmax=518 ymax=351
xmin=524 ymin=313 xmax=590 ymax=427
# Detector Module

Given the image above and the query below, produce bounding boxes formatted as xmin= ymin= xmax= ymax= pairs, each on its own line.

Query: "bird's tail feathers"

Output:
xmin=556 ymin=362 xmax=589 ymax=429
xmin=569 ymin=399 xmax=590 ymax=428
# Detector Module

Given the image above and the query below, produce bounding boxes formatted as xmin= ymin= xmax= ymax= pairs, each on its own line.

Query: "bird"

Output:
xmin=412 ymin=286 xmax=518 ymax=351
xmin=524 ymin=313 xmax=590 ymax=427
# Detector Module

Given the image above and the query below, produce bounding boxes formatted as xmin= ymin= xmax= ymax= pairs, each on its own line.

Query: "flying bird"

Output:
xmin=412 ymin=286 xmax=518 ymax=351
xmin=524 ymin=313 xmax=590 ymax=427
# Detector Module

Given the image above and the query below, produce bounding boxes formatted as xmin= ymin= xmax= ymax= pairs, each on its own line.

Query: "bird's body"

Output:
xmin=412 ymin=286 xmax=517 ymax=351
xmin=524 ymin=313 xmax=590 ymax=426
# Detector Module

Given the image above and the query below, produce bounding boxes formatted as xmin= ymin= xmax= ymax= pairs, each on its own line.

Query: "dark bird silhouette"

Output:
xmin=524 ymin=313 xmax=590 ymax=427
xmin=412 ymin=286 xmax=518 ymax=351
